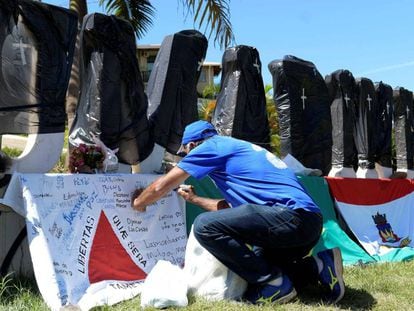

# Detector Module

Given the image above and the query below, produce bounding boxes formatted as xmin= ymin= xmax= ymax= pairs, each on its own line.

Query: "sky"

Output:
xmin=44 ymin=0 xmax=414 ymax=89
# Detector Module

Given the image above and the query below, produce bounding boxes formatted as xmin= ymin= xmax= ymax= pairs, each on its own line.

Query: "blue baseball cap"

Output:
xmin=177 ymin=120 xmax=218 ymax=155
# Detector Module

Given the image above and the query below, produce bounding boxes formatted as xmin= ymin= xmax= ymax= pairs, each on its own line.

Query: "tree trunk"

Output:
xmin=66 ymin=0 xmax=87 ymax=167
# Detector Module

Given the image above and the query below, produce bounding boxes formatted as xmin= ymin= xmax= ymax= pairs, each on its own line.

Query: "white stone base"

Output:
xmin=328 ymin=167 xmax=356 ymax=178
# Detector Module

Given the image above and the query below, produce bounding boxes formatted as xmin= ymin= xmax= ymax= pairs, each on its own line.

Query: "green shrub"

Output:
xmin=2 ymin=146 xmax=23 ymax=158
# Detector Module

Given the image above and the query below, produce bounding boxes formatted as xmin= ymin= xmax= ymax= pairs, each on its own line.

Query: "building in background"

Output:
xmin=137 ymin=44 xmax=221 ymax=95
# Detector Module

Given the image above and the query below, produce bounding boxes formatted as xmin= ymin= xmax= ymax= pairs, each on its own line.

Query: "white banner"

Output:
xmin=19 ymin=173 xmax=187 ymax=310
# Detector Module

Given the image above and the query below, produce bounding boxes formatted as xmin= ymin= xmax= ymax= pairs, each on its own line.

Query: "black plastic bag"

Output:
xmin=148 ymin=30 xmax=207 ymax=154
xmin=354 ymin=78 xmax=378 ymax=170
xmin=268 ymin=55 xmax=332 ymax=175
xmin=325 ymin=69 xmax=358 ymax=169
xmin=69 ymin=13 xmax=153 ymax=164
xmin=375 ymin=82 xmax=393 ymax=168
xmin=0 ymin=0 xmax=77 ymax=134
xmin=212 ymin=45 xmax=270 ymax=149
xmin=393 ymin=87 xmax=414 ymax=170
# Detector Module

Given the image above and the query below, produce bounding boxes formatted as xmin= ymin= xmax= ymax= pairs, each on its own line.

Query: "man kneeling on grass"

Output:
xmin=132 ymin=120 xmax=345 ymax=304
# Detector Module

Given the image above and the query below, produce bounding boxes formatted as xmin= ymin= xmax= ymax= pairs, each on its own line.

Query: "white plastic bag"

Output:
xmin=140 ymin=260 xmax=188 ymax=309
xmin=93 ymin=136 xmax=119 ymax=172
xmin=184 ymin=227 xmax=247 ymax=301
xmin=282 ymin=153 xmax=322 ymax=176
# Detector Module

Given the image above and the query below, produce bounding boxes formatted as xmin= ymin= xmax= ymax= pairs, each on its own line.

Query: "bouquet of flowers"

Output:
xmin=69 ymin=143 xmax=105 ymax=173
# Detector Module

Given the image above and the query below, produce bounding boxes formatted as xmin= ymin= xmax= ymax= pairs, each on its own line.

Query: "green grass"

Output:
xmin=1 ymin=260 xmax=413 ymax=310
xmin=0 ymin=274 xmax=47 ymax=311
xmin=49 ymin=153 xmax=67 ymax=173
xmin=1 ymin=127 xmax=70 ymax=173
xmin=1 ymin=146 xmax=23 ymax=158
xmin=2 ymin=146 xmax=68 ymax=173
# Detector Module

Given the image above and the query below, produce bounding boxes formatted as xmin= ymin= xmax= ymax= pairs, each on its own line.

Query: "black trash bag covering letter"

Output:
xmin=69 ymin=13 xmax=153 ymax=164
xmin=393 ymin=87 xmax=414 ymax=171
xmin=268 ymin=55 xmax=332 ymax=175
xmin=325 ymin=69 xmax=358 ymax=168
xmin=354 ymin=78 xmax=378 ymax=170
xmin=211 ymin=45 xmax=270 ymax=149
xmin=325 ymin=69 xmax=358 ymax=169
xmin=148 ymin=30 xmax=207 ymax=154
xmin=0 ymin=0 xmax=77 ymax=134
xmin=212 ymin=45 xmax=270 ymax=148
xmin=375 ymin=82 xmax=393 ymax=168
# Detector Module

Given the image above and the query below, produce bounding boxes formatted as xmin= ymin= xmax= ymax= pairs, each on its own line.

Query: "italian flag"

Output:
xmin=326 ymin=178 xmax=414 ymax=259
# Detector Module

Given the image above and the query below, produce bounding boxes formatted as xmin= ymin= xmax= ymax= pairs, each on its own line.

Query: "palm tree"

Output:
xmin=66 ymin=0 xmax=234 ymax=140
xmin=66 ymin=0 xmax=87 ymax=135
xmin=265 ymin=84 xmax=281 ymax=156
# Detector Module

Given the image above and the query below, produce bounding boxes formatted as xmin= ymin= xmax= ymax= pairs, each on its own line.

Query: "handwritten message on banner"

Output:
xmin=20 ymin=173 xmax=187 ymax=311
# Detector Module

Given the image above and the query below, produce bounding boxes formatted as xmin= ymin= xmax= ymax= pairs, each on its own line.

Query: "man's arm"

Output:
xmin=177 ymin=186 xmax=230 ymax=211
xmin=132 ymin=166 xmax=190 ymax=212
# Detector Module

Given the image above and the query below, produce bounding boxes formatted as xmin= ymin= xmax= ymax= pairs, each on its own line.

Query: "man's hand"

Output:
xmin=176 ymin=184 xmax=196 ymax=203
xmin=177 ymin=184 xmax=229 ymax=211
xmin=131 ymin=188 xmax=146 ymax=212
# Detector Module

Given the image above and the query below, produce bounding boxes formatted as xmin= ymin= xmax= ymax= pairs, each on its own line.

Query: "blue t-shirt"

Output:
xmin=177 ymin=136 xmax=320 ymax=213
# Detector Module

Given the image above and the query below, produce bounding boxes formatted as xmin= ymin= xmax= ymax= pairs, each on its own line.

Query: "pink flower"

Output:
xmin=69 ymin=143 xmax=105 ymax=174
xmin=78 ymin=144 xmax=87 ymax=153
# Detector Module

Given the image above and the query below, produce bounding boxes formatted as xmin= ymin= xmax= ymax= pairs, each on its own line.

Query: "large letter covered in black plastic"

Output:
xmin=268 ymin=55 xmax=332 ymax=175
xmin=393 ymin=87 xmax=414 ymax=171
xmin=147 ymin=30 xmax=208 ymax=155
xmin=325 ymin=69 xmax=358 ymax=170
xmin=0 ymin=0 xmax=77 ymax=134
xmin=69 ymin=13 xmax=153 ymax=164
xmin=211 ymin=45 xmax=270 ymax=149
xmin=375 ymin=82 xmax=393 ymax=168
xmin=354 ymin=78 xmax=378 ymax=170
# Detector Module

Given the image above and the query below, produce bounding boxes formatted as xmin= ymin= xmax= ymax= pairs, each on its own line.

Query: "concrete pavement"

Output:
xmin=1 ymin=134 xmax=28 ymax=150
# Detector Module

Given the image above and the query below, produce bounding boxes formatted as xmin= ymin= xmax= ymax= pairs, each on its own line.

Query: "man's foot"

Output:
xmin=316 ymin=247 xmax=345 ymax=303
xmin=244 ymin=274 xmax=297 ymax=304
